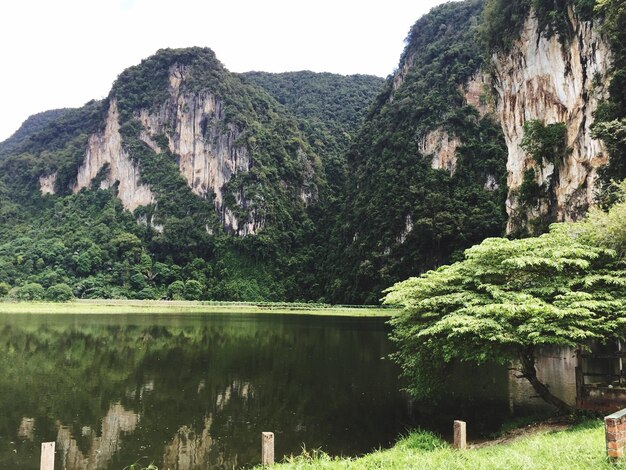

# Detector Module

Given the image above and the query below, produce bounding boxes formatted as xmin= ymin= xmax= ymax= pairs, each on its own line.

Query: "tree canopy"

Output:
xmin=385 ymin=223 xmax=626 ymax=411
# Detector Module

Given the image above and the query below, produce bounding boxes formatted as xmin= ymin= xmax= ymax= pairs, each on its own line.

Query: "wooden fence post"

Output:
xmin=262 ymin=432 xmax=274 ymax=466
xmin=40 ymin=442 xmax=55 ymax=470
xmin=453 ymin=420 xmax=467 ymax=450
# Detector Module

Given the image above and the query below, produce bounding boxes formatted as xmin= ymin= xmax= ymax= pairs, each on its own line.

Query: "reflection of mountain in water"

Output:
xmin=163 ymin=415 xmax=217 ymax=470
xmin=56 ymin=403 xmax=139 ymax=470
xmin=17 ymin=417 xmax=35 ymax=441
xmin=0 ymin=314 xmax=410 ymax=469
xmin=161 ymin=380 xmax=252 ymax=470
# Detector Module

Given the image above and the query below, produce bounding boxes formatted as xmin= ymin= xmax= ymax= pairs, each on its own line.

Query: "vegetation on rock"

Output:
xmin=0 ymin=0 xmax=624 ymax=305
xmin=386 ymin=181 xmax=626 ymax=411
xmin=322 ymin=0 xmax=508 ymax=304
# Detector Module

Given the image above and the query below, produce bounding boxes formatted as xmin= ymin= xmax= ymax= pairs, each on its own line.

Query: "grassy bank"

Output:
xmin=266 ymin=420 xmax=621 ymax=469
xmin=0 ymin=299 xmax=398 ymax=317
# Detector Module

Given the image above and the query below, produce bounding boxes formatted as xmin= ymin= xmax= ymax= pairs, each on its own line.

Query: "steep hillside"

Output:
xmin=0 ymin=109 xmax=72 ymax=157
xmin=0 ymin=1 xmax=623 ymax=304
xmin=0 ymin=48 xmax=331 ymax=300
xmin=323 ymin=0 xmax=508 ymax=304
xmin=483 ymin=0 xmax=613 ymax=234
xmin=241 ymin=71 xmax=384 ymax=190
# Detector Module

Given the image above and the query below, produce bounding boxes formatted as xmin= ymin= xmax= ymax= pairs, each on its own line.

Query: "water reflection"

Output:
xmin=56 ymin=403 xmax=139 ymax=470
xmin=0 ymin=313 xmax=411 ymax=469
xmin=163 ymin=415 xmax=216 ymax=470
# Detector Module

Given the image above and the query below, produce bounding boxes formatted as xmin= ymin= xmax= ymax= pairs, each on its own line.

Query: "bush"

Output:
xmin=0 ymin=282 xmax=10 ymax=297
xmin=45 ymin=283 xmax=74 ymax=302
xmin=183 ymin=280 xmax=203 ymax=300
xmin=167 ymin=280 xmax=185 ymax=300
xmin=135 ymin=287 xmax=159 ymax=300
xmin=17 ymin=283 xmax=45 ymax=301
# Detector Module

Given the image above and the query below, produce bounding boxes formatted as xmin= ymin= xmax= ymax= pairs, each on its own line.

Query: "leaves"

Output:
xmin=385 ymin=221 xmax=626 ymax=399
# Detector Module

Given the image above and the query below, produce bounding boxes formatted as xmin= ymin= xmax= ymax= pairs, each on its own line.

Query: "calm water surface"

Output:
xmin=0 ymin=313 xmax=420 ymax=469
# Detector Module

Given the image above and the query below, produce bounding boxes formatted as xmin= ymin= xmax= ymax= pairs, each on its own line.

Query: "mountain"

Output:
xmin=320 ymin=0 xmax=624 ymax=303
xmin=241 ymin=71 xmax=384 ymax=190
xmin=322 ymin=0 xmax=508 ymax=303
xmin=0 ymin=109 xmax=72 ymax=157
xmin=0 ymin=0 xmax=623 ymax=303
xmin=0 ymin=48 xmax=382 ymax=301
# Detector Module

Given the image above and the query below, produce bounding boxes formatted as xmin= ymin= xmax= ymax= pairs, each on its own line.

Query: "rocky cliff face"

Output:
xmin=418 ymin=128 xmax=460 ymax=174
xmin=73 ymin=100 xmax=155 ymax=211
xmin=73 ymin=64 xmax=259 ymax=235
xmin=492 ymin=8 xmax=612 ymax=233
xmin=137 ymin=64 xmax=258 ymax=235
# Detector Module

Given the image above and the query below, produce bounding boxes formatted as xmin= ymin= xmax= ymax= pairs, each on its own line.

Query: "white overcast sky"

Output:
xmin=0 ymin=0 xmax=456 ymax=141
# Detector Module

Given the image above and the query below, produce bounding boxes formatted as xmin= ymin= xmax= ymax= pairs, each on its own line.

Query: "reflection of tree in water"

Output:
xmin=0 ymin=315 xmax=406 ymax=469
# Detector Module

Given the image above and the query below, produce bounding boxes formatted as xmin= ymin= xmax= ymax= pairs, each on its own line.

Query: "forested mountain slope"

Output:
xmin=322 ymin=0 xmax=508 ymax=303
xmin=0 ymin=0 xmax=623 ymax=303
xmin=0 ymin=48 xmax=335 ymax=300
xmin=241 ymin=71 xmax=384 ymax=191
xmin=0 ymin=109 xmax=72 ymax=158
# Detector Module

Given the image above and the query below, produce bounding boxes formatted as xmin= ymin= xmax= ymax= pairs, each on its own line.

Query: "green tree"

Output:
xmin=45 ymin=283 xmax=74 ymax=302
xmin=384 ymin=225 xmax=626 ymax=412
xmin=184 ymin=280 xmax=203 ymax=301
xmin=16 ymin=283 xmax=46 ymax=301
xmin=167 ymin=280 xmax=185 ymax=300
xmin=520 ymin=120 xmax=569 ymax=165
xmin=575 ymin=181 xmax=626 ymax=255
xmin=0 ymin=282 xmax=10 ymax=297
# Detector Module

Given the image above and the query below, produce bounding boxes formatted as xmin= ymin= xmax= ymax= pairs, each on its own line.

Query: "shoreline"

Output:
xmin=0 ymin=299 xmax=398 ymax=317
xmin=263 ymin=418 xmax=609 ymax=469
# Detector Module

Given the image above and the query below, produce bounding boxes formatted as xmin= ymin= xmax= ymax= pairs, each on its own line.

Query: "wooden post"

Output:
xmin=261 ymin=432 xmax=274 ymax=466
xmin=453 ymin=420 xmax=467 ymax=450
xmin=40 ymin=442 xmax=55 ymax=470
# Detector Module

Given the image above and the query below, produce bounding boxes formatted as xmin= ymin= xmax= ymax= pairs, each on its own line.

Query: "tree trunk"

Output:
xmin=518 ymin=347 xmax=574 ymax=414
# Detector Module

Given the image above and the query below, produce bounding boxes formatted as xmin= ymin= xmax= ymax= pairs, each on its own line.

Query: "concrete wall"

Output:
xmin=508 ymin=346 xmax=578 ymax=414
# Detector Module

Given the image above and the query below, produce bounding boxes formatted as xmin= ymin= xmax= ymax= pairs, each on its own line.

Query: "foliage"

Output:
xmin=242 ymin=71 xmax=384 ymax=190
xmin=481 ymin=0 xmax=531 ymax=51
xmin=520 ymin=120 xmax=570 ymax=165
xmin=323 ymin=0 xmax=508 ymax=304
xmin=518 ymin=168 xmax=545 ymax=206
xmin=183 ymin=280 xmax=203 ymax=300
xmin=574 ymin=180 xmax=626 ymax=256
xmin=16 ymin=283 xmax=45 ymax=301
xmin=481 ymin=0 xmax=598 ymax=52
xmin=385 ymin=224 xmax=626 ymax=409
xmin=264 ymin=420 xmax=613 ymax=469
xmin=45 ymin=283 xmax=74 ymax=302
xmin=593 ymin=0 xmax=626 ymax=186
xmin=0 ymin=109 xmax=71 ymax=156
xmin=0 ymin=282 xmax=9 ymax=297
xmin=532 ymin=0 xmax=576 ymax=42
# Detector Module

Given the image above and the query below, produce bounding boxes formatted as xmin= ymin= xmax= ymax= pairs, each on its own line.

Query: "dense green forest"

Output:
xmin=0 ymin=50 xmax=382 ymax=302
xmin=0 ymin=0 xmax=623 ymax=304
xmin=322 ymin=0 xmax=508 ymax=303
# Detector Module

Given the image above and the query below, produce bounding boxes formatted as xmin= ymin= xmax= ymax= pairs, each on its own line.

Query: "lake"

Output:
xmin=0 ymin=313 xmax=415 ymax=469
xmin=0 ymin=312 xmax=511 ymax=469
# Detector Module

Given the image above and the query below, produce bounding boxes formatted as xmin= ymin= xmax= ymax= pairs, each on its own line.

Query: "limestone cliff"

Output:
xmin=418 ymin=128 xmax=460 ymax=174
xmin=137 ymin=64 xmax=257 ymax=235
xmin=492 ymin=7 xmax=612 ymax=233
xmin=73 ymin=100 xmax=155 ymax=211
xmin=39 ymin=173 xmax=57 ymax=195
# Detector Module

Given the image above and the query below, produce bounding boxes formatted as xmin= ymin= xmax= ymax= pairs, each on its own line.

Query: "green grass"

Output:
xmin=0 ymin=299 xmax=397 ymax=317
xmin=266 ymin=420 xmax=625 ymax=469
